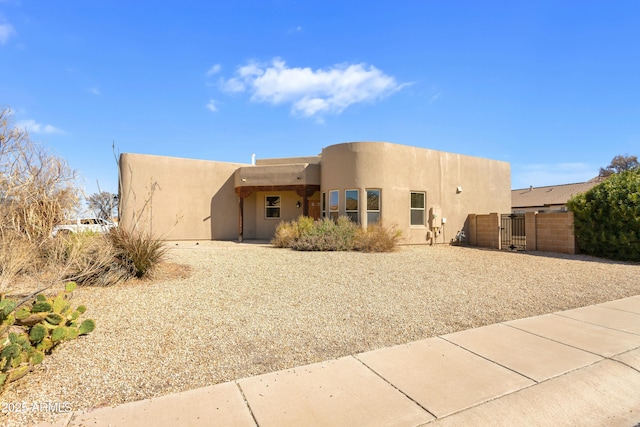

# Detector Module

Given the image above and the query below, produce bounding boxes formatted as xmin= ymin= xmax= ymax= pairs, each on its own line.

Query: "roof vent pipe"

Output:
xmin=251 ymin=154 xmax=256 ymax=166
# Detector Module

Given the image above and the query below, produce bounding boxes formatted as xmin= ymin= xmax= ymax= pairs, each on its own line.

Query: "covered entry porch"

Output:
xmin=234 ymin=162 xmax=320 ymax=242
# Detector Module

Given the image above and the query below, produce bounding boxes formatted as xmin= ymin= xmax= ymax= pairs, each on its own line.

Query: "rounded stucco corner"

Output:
xmin=321 ymin=142 xmax=397 ymax=189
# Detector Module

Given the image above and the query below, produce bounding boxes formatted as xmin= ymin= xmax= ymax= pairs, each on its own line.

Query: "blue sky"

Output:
xmin=1 ymin=1 xmax=639 ymax=196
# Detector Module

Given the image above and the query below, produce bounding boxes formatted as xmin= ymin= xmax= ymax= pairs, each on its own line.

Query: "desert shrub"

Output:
xmin=290 ymin=216 xmax=360 ymax=251
xmin=0 ymin=108 xmax=78 ymax=244
xmin=108 ymin=227 xmax=167 ymax=278
xmin=0 ymin=107 xmax=79 ymax=293
xmin=271 ymin=216 xmax=314 ymax=248
xmin=271 ymin=220 xmax=296 ymax=248
xmin=37 ymin=228 xmax=164 ymax=286
xmin=42 ymin=232 xmax=128 ymax=286
xmin=567 ymin=169 xmax=640 ymax=261
xmin=0 ymin=233 xmax=36 ymax=292
xmin=0 ymin=108 xmax=166 ymax=290
xmin=272 ymin=216 xmax=402 ymax=252
xmin=290 ymin=217 xmax=359 ymax=251
xmin=354 ymin=221 xmax=403 ymax=252
xmin=288 ymin=217 xmax=332 ymax=251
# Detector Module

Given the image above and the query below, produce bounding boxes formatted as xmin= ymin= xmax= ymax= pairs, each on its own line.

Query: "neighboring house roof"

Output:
xmin=511 ymin=178 xmax=602 ymax=209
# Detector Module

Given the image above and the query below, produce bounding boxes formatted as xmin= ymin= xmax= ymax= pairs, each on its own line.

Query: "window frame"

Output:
xmin=410 ymin=191 xmax=426 ymax=226
xmin=329 ymin=190 xmax=339 ymax=220
xmin=345 ymin=189 xmax=359 ymax=224
xmin=366 ymin=189 xmax=381 ymax=225
xmin=265 ymin=195 xmax=281 ymax=219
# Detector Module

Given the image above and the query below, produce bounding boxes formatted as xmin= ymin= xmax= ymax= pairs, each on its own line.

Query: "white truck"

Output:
xmin=52 ymin=218 xmax=116 ymax=236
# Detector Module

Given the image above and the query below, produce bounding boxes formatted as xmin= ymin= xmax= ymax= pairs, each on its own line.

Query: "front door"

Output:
xmin=308 ymin=198 xmax=321 ymax=219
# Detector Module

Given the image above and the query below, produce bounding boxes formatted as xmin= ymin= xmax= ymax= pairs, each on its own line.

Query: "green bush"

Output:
xmin=273 ymin=216 xmax=402 ymax=252
xmin=567 ymin=169 xmax=640 ymax=261
xmin=108 ymin=227 xmax=167 ymax=278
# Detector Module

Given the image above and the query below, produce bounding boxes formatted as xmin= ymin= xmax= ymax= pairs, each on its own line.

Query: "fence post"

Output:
xmin=525 ymin=212 xmax=537 ymax=251
xmin=468 ymin=214 xmax=477 ymax=246
xmin=490 ymin=213 xmax=500 ymax=250
xmin=567 ymin=211 xmax=576 ymax=254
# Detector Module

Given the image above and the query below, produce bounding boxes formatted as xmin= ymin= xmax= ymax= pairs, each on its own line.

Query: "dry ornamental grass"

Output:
xmin=2 ymin=241 xmax=640 ymax=426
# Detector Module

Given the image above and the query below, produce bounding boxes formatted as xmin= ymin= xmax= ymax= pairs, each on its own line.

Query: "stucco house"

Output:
xmin=118 ymin=141 xmax=511 ymax=245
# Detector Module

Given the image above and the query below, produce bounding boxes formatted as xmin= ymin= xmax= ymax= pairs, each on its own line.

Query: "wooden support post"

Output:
xmin=238 ymin=196 xmax=244 ymax=242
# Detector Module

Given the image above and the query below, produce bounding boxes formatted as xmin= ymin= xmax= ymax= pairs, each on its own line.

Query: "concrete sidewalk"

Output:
xmin=43 ymin=295 xmax=640 ymax=427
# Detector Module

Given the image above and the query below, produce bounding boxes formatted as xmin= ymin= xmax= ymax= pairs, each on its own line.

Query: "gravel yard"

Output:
xmin=3 ymin=241 xmax=640 ymax=425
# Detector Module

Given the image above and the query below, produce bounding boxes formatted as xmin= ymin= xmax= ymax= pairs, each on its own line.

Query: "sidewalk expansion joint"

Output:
xmin=553 ymin=312 xmax=640 ymax=336
xmin=351 ymin=355 xmax=438 ymax=420
xmin=56 ymin=410 xmax=74 ymax=427
xmin=595 ymin=304 xmax=640 ymax=316
xmin=436 ymin=336 xmax=539 ymax=384
xmin=605 ymin=353 xmax=640 ymax=374
xmin=235 ymin=381 xmax=260 ymax=427
xmin=501 ymin=321 xmax=608 ymax=358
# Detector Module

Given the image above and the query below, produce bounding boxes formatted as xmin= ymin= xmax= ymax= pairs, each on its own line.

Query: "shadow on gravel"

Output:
xmin=456 ymin=245 xmax=639 ymax=266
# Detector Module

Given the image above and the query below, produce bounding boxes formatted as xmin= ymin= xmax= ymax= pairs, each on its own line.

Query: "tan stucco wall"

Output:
xmin=320 ymin=142 xmax=511 ymax=244
xmin=256 ymin=156 xmax=321 ymax=166
xmin=235 ymin=163 xmax=320 ymax=188
xmin=255 ymin=191 xmax=307 ymax=239
xmin=119 ymin=153 xmax=249 ymax=240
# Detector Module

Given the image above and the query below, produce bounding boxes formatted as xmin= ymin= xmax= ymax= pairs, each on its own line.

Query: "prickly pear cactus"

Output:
xmin=0 ymin=282 xmax=96 ymax=393
xmin=78 ymin=319 xmax=95 ymax=335
xmin=28 ymin=325 xmax=47 ymax=343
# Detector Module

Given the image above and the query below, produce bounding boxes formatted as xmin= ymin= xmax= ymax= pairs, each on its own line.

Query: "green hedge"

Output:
xmin=567 ymin=169 xmax=640 ymax=261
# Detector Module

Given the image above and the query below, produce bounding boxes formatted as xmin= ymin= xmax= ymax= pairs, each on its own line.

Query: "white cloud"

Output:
xmin=88 ymin=87 xmax=101 ymax=96
xmin=218 ymin=58 xmax=408 ymax=119
xmin=218 ymin=77 xmax=244 ymax=93
xmin=0 ymin=23 xmax=15 ymax=44
xmin=15 ymin=119 xmax=63 ymax=134
xmin=206 ymin=64 xmax=221 ymax=77
xmin=206 ymin=99 xmax=218 ymax=112
xmin=512 ymin=163 xmax=596 ymax=189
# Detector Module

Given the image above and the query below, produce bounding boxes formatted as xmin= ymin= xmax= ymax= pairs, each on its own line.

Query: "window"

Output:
xmin=410 ymin=192 xmax=425 ymax=226
xmin=367 ymin=189 xmax=381 ymax=224
xmin=321 ymin=192 xmax=326 ymax=218
xmin=265 ymin=195 xmax=281 ymax=218
xmin=345 ymin=190 xmax=359 ymax=224
xmin=329 ymin=190 xmax=339 ymax=220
